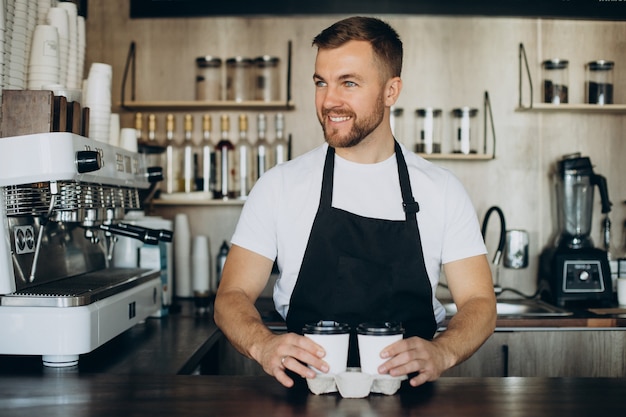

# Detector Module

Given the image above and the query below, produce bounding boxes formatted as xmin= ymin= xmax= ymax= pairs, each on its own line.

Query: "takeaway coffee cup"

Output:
xmin=303 ymin=321 xmax=350 ymax=375
xmin=357 ymin=321 xmax=404 ymax=376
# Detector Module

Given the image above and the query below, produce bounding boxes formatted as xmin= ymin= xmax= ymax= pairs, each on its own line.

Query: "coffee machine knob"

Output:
xmin=579 ymin=270 xmax=590 ymax=281
xmin=76 ymin=150 xmax=102 ymax=173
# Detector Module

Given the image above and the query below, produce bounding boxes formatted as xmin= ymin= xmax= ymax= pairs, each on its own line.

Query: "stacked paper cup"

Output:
xmin=37 ymin=0 xmax=54 ymax=25
xmin=58 ymin=1 xmax=79 ymax=89
xmin=27 ymin=24 xmax=60 ymax=89
xmin=77 ymin=15 xmax=85 ymax=85
xmin=8 ymin=0 xmax=30 ymax=89
xmin=84 ymin=63 xmax=112 ymax=143
xmin=0 ymin=0 xmax=5 ymax=100
xmin=45 ymin=6 xmax=69 ymax=88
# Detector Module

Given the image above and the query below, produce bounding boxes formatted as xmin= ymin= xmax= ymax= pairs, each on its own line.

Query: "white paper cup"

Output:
xmin=617 ymin=278 xmax=626 ymax=306
xmin=192 ymin=235 xmax=211 ymax=294
xmin=303 ymin=321 xmax=350 ymax=375
xmin=357 ymin=321 xmax=404 ymax=376
xmin=28 ymin=24 xmax=59 ymax=68
xmin=119 ymin=127 xmax=138 ymax=152
xmin=174 ymin=213 xmax=192 ymax=298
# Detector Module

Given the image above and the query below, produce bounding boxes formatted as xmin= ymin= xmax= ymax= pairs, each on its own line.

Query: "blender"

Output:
xmin=540 ymin=153 xmax=613 ymax=307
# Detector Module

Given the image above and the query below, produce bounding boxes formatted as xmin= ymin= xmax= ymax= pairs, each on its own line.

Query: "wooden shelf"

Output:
xmin=119 ymin=100 xmax=295 ymax=111
xmin=153 ymin=193 xmax=246 ymax=206
xmin=516 ymin=103 xmax=626 ymax=114
xmin=417 ymin=153 xmax=494 ymax=161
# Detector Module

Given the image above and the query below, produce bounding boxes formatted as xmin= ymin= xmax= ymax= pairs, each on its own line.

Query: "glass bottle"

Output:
xmin=181 ymin=114 xmax=196 ymax=193
xmin=214 ymin=115 xmax=235 ymax=199
xmin=199 ymin=114 xmax=215 ymax=194
xmin=147 ymin=114 xmax=157 ymax=143
xmin=235 ymin=114 xmax=254 ymax=199
xmin=134 ymin=112 xmax=144 ymax=144
xmin=144 ymin=114 xmax=161 ymax=168
xmin=163 ymin=114 xmax=180 ymax=193
xmin=272 ymin=113 xmax=288 ymax=166
xmin=254 ymin=113 xmax=271 ymax=178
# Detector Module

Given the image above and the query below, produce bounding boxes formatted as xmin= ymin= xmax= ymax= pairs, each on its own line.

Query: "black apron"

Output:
xmin=286 ymin=141 xmax=437 ymax=366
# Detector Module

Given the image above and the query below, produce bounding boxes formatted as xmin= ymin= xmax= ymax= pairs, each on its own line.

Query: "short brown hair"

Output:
xmin=312 ymin=16 xmax=403 ymax=80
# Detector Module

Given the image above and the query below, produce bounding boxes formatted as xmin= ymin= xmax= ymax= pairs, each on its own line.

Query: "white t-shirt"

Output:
xmin=231 ymin=142 xmax=486 ymax=324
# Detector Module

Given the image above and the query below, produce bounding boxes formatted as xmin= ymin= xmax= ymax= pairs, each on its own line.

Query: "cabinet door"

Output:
xmin=508 ymin=330 xmax=626 ymax=377
xmin=442 ymin=332 xmax=512 ymax=377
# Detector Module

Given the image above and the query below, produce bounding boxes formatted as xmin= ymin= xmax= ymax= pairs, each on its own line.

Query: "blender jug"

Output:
xmin=555 ymin=153 xmax=612 ymax=249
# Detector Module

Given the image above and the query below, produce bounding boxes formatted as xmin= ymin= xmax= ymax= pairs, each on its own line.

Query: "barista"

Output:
xmin=214 ymin=16 xmax=496 ymax=388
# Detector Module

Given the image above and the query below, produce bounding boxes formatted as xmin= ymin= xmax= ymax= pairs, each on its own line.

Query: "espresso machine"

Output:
xmin=0 ymin=131 xmax=170 ymax=367
xmin=540 ymin=153 xmax=613 ymax=307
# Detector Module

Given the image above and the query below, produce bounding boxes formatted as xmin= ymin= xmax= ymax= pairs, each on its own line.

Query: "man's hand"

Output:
xmin=377 ymin=336 xmax=453 ymax=387
xmin=251 ymin=332 xmax=330 ymax=388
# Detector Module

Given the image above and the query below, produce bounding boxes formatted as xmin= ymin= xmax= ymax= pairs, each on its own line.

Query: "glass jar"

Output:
xmin=451 ymin=107 xmax=478 ymax=155
xmin=195 ymin=56 xmax=222 ymax=101
xmin=226 ymin=56 xmax=253 ymax=102
xmin=542 ymin=59 xmax=569 ymax=104
xmin=415 ymin=108 xmax=442 ymax=154
xmin=254 ymin=55 xmax=280 ymax=102
xmin=390 ymin=107 xmax=404 ymax=144
xmin=586 ymin=60 xmax=614 ymax=105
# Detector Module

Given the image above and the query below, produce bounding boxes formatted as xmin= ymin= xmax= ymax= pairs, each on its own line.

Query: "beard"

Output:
xmin=319 ymin=93 xmax=386 ymax=148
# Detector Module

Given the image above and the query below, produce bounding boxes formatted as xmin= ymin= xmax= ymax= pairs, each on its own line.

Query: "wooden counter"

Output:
xmin=0 ymin=374 xmax=624 ymax=416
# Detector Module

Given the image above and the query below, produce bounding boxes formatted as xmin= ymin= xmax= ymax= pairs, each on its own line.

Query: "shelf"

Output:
xmin=517 ymin=44 xmax=625 ymax=115
xmin=417 ymin=153 xmax=494 ymax=161
xmin=153 ymin=193 xmax=246 ymax=206
xmin=516 ymin=103 xmax=626 ymax=114
xmin=120 ymin=40 xmax=294 ymax=112
xmin=119 ymin=100 xmax=295 ymax=112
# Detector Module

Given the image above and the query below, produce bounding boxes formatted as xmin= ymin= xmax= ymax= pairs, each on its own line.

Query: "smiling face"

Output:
xmin=314 ymin=40 xmax=395 ymax=149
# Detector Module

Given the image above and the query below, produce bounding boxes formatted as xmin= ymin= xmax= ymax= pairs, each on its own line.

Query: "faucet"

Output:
xmin=481 ymin=206 xmax=506 ymax=293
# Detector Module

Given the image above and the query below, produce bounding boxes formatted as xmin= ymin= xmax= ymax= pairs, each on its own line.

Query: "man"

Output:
xmin=214 ymin=16 xmax=496 ymax=388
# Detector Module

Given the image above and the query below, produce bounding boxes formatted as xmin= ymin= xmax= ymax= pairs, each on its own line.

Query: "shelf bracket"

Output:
xmin=120 ymin=41 xmax=137 ymax=110
xmin=484 ymin=91 xmax=497 ymax=159
xmin=518 ymin=43 xmax=533 ymax=110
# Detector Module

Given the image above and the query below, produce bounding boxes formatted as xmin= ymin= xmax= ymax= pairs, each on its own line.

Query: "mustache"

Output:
xmin=321 ymin=108 xmax=355 ymax=118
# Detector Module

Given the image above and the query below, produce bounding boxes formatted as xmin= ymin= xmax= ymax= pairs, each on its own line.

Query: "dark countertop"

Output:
xmin=0 ymin=299 xmax=221 ymax=376
xmin=0 ymin=374 xmax=624 ymax=416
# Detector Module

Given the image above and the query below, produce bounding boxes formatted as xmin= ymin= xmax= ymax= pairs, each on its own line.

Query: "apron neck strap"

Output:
xmin=321 ymin=142 xmax=420 ymax=221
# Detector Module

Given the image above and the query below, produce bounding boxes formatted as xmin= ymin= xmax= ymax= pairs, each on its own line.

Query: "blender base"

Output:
xmin=539 ymin=246 xmax=613 ymax=308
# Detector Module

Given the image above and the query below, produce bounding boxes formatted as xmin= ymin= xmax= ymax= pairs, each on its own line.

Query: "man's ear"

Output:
xmin=385 ymin=76 xmax=403 ymax=107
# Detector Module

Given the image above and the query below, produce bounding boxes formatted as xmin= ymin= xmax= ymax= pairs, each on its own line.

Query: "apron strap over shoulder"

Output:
xmin=394 ymin=140 xmax=420 ymax=221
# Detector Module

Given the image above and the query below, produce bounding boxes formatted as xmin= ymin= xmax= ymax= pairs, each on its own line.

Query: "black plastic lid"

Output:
xmin=557 ymin=153 xmax=593 ymax=177
xmin=416 ymin=108 xmax=442 ymax=117
xmin=356 ymin=321 xmax=404 ymax=336
xmin=254 ymin=55 xmax=280 ymax=67
xmin=196 ymin=56 xmax=222 ymax=67
xmin=451 ymin=107 xmax=478 ymax=117
xmin=303 ymin=321 xmax=350 ymax=334
xmin=587 ymin=60 xmax=614 ymax=71
xmin=226 ymin=56 xmax=253 ymax=66
xmin=542 ymin=59 xmax=569 ymax=70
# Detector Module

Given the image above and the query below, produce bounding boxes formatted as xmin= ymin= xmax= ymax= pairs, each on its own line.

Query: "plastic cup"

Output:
xmin=357 ymin=321 xmax=404 ymax=376
xmin=617 ymin=278 xmax=626 ymax=306
xmin=303 ymin=321 xmax=350 ymax=375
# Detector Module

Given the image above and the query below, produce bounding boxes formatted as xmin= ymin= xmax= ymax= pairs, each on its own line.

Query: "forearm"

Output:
xmin=213 ymin=289 xmax=276 ymax=361
xmin=432 ymin=295 xmax=497 ymax=369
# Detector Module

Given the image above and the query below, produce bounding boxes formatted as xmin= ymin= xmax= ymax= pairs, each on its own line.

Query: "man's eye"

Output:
xmin=345 ymin=81 xmax=357 ymax=87
xmin=315 ymin=80 xmax=327 ymax=87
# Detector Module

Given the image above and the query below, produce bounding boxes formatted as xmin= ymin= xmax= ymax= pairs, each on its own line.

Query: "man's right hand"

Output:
xmin=251 ymin=332 xmax=329 ymax=388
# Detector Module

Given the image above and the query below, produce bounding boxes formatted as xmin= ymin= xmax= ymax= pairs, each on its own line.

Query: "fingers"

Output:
xmin=377 ymin=337 xmax=443 ymax=385
xmin=261 ymin=333 xmax=329 ymax=387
